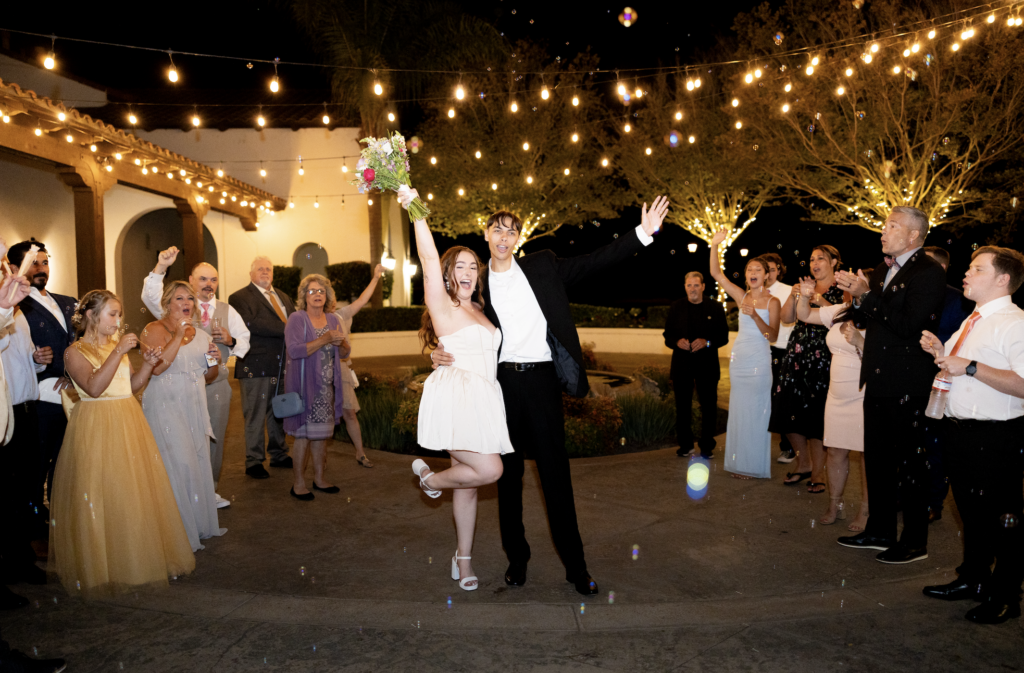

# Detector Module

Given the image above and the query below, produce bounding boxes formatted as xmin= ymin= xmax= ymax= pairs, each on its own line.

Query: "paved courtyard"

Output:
xmin=2 ymin=355 xmax=1021 ymax=671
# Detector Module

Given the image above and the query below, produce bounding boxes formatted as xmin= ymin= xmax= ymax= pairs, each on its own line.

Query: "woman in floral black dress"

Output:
xmin=769 ymin=245 xmax=848 ymax=492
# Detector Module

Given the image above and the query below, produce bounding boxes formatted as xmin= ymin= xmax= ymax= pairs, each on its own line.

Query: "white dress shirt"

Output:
xmin=29 ymin=288 xmax=67 ymax=405
xmin=142 ymin=272 xmax=251 ymax=358
xmin=0 ymin=308 xmax=42 ymax=405
xmin=489 ymin=225 xmax=655 ymax=363
xmin=884 ymin=246 xmax=922 ymax=290
xmin=944 ymin=295 xmax=1024 ymax=421
xmin=767 ymin=281 xmax=794 ymax=350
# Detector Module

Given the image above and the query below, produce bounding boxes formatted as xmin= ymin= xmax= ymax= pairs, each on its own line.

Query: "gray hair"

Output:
xmin=295 ymin=274 xmax=337 ymax=313
xmin=250 ymin=256 xmax=273 ymax=272
xmin=891 ymin=206 xmax=929 ymax=239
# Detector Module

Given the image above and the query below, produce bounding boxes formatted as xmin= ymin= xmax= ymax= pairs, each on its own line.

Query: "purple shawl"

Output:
xmin=282 ymin=310 xmax=350 ymax=434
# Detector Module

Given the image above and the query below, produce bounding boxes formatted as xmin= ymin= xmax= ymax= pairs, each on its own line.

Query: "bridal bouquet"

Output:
xmin=351 ymin=131 xmax=431 ymax=220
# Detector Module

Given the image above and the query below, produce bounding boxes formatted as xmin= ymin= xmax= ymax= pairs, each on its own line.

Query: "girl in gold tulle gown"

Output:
xmin=49 ymin=290 xmax=195 ymax=597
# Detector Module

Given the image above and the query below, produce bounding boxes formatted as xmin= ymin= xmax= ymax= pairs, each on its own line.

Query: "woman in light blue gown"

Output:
xmin=709 ymin=229 xmax=781 ymax=479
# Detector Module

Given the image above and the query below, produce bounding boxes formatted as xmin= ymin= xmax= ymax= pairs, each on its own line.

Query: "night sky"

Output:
xmin=0 ymin=1 xmax=996 ymax=305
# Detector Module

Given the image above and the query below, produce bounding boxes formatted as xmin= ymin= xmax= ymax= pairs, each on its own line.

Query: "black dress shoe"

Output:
xmin=289 ymin=488 xmax=314 ymax=501
xmin=3 ymin=649 xmax=67 ymax=672
xmin=569 ymin=574 xmax=599 ymax=595
xmin=245 ymin=464 xmax=270 ymax=479
xmin=836 ymin=532 xmax=894 ymax=551
xmin=923 ymin=579 xmax=985 ymax=601
xmin=504 ymin=561 xmax=527 ymax=586
xmin=676 ymin=446 xmax=696 ymax=457
xmin=876 ymin=545 xmax=928 ymax=564
xmin=965 ymin=597 xmax=1021 ymax=624
xmin=270 ymin=457 xmax=294 ymax=468
xmin=311 ymin=484 xmax=340 ymax=494
xmin=0 ymin=584 xmax=29 ymax=610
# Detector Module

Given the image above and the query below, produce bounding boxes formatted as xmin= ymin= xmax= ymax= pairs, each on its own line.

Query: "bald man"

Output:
xmin=143 ymin=247 xmax=251 ymax=506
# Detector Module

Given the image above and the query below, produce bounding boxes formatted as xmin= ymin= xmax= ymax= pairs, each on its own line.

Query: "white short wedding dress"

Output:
xmin=417 ymin=324 xmax=515 ymax=455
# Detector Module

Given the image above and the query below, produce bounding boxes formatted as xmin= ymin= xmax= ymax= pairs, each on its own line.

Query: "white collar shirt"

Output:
xmin=488 ymin=257 xmax=551 ymax=363
xmin=945 ymin=295 xmax=1024 ymax=421
xmin=767 ymin=281 xmax=794 ymax=349
xmin=29 ymin=287 xmax=66 ymax=331
xmin=0 ymin=309 xmax=42 ymax=405
xmin=884 ymin=246 xmax=922 ymax=290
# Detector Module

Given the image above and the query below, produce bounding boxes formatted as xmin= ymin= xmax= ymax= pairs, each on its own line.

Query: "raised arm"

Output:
xmin=399 ymin=188 xmax=451 ymax=322
xmin=794 ymin=277 xmax=823 ymax=325
xmin=140 ymin=321 xmax=187 ymax=377
xmin=708 ymin=229 xmax=746 ymax=305
xmin=346 ymin=264 xmax=384 ymax=317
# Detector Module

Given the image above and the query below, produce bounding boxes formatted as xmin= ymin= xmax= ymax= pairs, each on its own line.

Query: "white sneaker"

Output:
xmin=215 ymin=494 xmax=231 ymax=509
xmin=776 ymin=452 xmax=796 ymax=464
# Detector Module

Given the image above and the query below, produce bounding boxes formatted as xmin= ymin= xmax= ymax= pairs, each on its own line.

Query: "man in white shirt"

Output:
xmin=7 ymin=240 xmax=76 ymax=507
xmin=759 ymin=252 xmax=797 ymax=463
xmin=142 ymin=247 xmax=250 ymax=504
xmin=919 ymin=246 xmax=1024 ymax=624
xmin=431 ymin=197 xmax=670 ymax=596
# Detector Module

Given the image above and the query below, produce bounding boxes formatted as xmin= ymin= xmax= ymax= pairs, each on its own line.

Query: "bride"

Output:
xmin=399 ymin=187 xmax=513 ymax=592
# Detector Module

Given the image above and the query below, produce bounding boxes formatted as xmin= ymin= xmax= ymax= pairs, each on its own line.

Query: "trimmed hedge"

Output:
xmin=273 ymin=266 xmax=301 ymax=303
xmin=326 ymin=261 xmax=394 ymax=303
xmin=350 ymin=306 xmax=426 ymax=333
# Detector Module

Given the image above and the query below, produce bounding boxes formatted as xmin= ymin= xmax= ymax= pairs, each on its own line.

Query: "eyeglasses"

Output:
xmin=306 ymin=288 xmax=326 ymax=295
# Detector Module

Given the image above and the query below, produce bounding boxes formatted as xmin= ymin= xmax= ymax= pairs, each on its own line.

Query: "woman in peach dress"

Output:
xmin=49 ymin=290 xmax=194 ymax=597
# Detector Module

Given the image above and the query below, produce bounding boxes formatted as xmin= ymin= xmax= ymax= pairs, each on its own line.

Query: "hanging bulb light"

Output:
xmin=784 ymin=83 xmax=792 ymax=92
xmin=65 ymin=132 xmax=73 ymax=143
xmin=526 ymin=176 xmax=534 ymax=184
xmin=217 ymin=169 xmax=224 ymax=178
xmin=341 ymin=164 xmax=348 ymax=173
xmin=128 ymin=112 xmax=138 ymax=125
xmin=314 ymin=197 xmax=319 ymax=208
xmin=298 ymin=158 xmax=304 ymax=175
xmin=572 ymin=95 xmax=579 ymax=106
xmin=387 ymin=112 xmax=395 ymax=122
xmin=522 ymin=141 xmax=530 ymax=150
xmin=634 ymin=87 xmax=643 ymax=98
xmin=374 ymin=81 xmax=383 ymax=95
xmin=510 ymin=101 xmax=519 ymax=113
xmin=836 ymin=86 xmax=845 ymax=95
xmin=951 ymin=42 xmax=961 ymax=51
xmin=624 ymin=123 xmax=631 ymax=132
xmin=694 ymin=77 xmax=702 ymax=88
xmin=289 ymin=200 xmax=295 ymax=209
xmin=928 ymin=29 xmax=937 ymax=39
xmin=645 ymin=147 xmax=652 ymax=155
xmin=57 ymin=111 xmax=66 ymax=122
xmin=167 ymin=51 xmax=179 ymax=83
xmin=260 ymin=163 xmax=267 ymax=177
xmin=870 ymin=43 xmax=880 ymax=53
xmin=617 ymin=82 xmax=627 ymax=96
xmin=892 ymin=65 xmax=901 ymax=74
xmin=961 ymin=27 xmax=975 ymax=40
xmin=782 ymin=103 xmax=791 ymax=112
xmin=845 ymin=68 xmax=854 ymax=77
xmin=688 ymin=135 xmax=696 ymax=144
xmin=811 ymin=56 xmax=820 ymax=66
xmin=430 ymin=156 xmax=437 ymax=164
xmin=601 ymin=158 xmax=609 ymax=167
xmin=805 ymin=65 xmax=814 ymax=75
xmin=571 ymin=132 xmax=579 ymax=142
xmin=912 ymin=43 xmax=920 ymax=52
xmin=475 ymin=150 xmax=482 ymax=159
xmin=257 ymin=106 xmax=266 ymax=127
xmin=735 ymin=121 xmax=743 ymax=129
xmin=541 ymin=86 xmax=550 ymax=100
xmin=447 ymin=108 xmax=455 ymax=118
xmin=44 ymin=53 xmax=55 ymax=70
xmin=987 ymin=13 xmax=995 ymax=23
xmin=457 ymin=188 xmax=465 ymax=196
xmin=491 ymin=183 xmax=498 ymax=190
xmin=34 ymin=127 xmax=42 ymax=137
xmin=686 ymin=80 xmax=695 ymax=91
xmin=455 ymin=84 xmax=465 ymax=100
xmin=754 ymin=68 xmax=763 ymax=78
xmin=563 ymin=168 xmax=570 ymax=175
xmin=675 ymin=111 xmax=683 ymax=120
xmin=270 ymin=58 xmax=281 ymax=93
xmin=903 ymin=48 xmax=911 ymax=57
xmin=732 ymin=98 xmax=740 ymax=107
xmin=745 ymin=72 xmax=754 ymax=84
xmin=192 ymin=113 xmax=201 ymax=127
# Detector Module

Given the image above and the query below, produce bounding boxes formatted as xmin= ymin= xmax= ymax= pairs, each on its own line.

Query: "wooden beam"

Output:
xmin=174 ymin=197 xmax=209 ymax=276
xmin=58 ymin=166 xmax=114 ymax=294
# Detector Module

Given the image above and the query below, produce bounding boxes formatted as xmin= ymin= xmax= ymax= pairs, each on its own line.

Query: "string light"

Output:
xmin=447 ymin=108 xmax=455 ymax=118
xmin=903 ymin=48 xmax=911 ymax=57
xmin=427 ymin=193 xmax=434 ymax=200
xmin=65 ymin=132 xmax=73 ymax=143
xmin=128 ymin=112 xmax=138 ymax=125
xmin=624 ymin=123 xmax=631 ymax=132
xmin=563 ymin=168 xmax=570 ymax=175
xmin=912 ymin=43 xmax=920 ymax=52
xmin=374 ymin=79 xmax=383 ymax=96
xmin=617 ymin=83 xmax=627 ymax=96
xmin=217 ymin=169 xmax=224 ymax=177
xmin=526 ymin=176 xmax=534 ymax=183
xmin=387 ymin=112 xmax=395 ymax=122
xmin=341 ymin=164 xmax=348 ymax=173
xmin=735 ymin=121 xmax=743 ymax=129
xmin=430 ymin=156 xmax=437 ymax=164
xmin=34 ymin=128 xmax=42 ymax=136
xmin=688 ymin=135 xmax=696 ymax=144
xmin=180 ymin=169 xmax=186 ymax=176
xmin=645 ymin=147 xmax=652 ymax=155
xmin=634 ymin=87 xmax=643 ymax=98
xmin=106 ymin=164 xmax=113 ymax=172
xmin=510 ymin=101 xmax=518 ymax=113
xmin=455 ymin=84 xmax=465 ymax=100
xmin=314 ymin=197 xmax=319 ymax=208
xmin=745 ymin=72 xmax=754 ymax=84
xmin=475 ymin=150 xmax=482 ymax=158
xmin=298 ymin=158 xmax=304 ymax=175
xmin=892 ymin=65 xmax=901 ymax=74
xmin=928 ymin=29 xmax=937 ymax=39
xmin=836 ymin=86 xmax=845 ymax=95
xmin=862 ymin=53 xmax=873 ymax=64
xmin=805 ymin=65 xmax=814 ymax=75
xmin=571 ymin=132 xmax=579 ymax=142
xmin=784 ymin=83 xmax=792 ymax=92
xmin=686 ymin=79 xmax=695 ymax=91
xmin=732 ymin=98 xmax=740 ymax=107
xmin=694 ymin=77 xmax=701 ymax=88
xmin=987 ymin=13 xmax=995 ymax=23
xmin=257 ymin=114 xmax=266 ymax=127
xmin=192 ymin=112 xmax=201 ymax=127
xmin=782 ymin=103 xmax=791 ymax=112
xmin=811 ymin=56 xmax=820 ymax=66
xmin=961 ymin=27 xmax=975 ymax=39
xmin=491 ymin=183 xmax=498 ymax=190
xmin=845 ymin=67 xmax=854 ymax=77
xmin=167 ymin=51 xmax=179 ymax=83
xmin=44 ymin=53 xmax=55 ymax=70
xmin=675 ymin=111 xmax=683 ymax=120
xmin=601 ymin=158 xmax=609 ymax=167
xmin=572 ymin=95 xmax=579 ymax=106
xmin=260 ymin=162 xmax=267 ymax=177
xmin=457 ymin=188 xmax=464 ymax=196
xmin=541 ymin=86 xmax=550 ymax=100
xmin=951 ymin=42 xmax=961 ymax=51
xmin=270 ymin=58 xmax=281 ymax=93
xmin=754 ymin=68 xmax=763 ymax=78
xmin=115 ymin=153 xmax=122 ymax=160
xmin=522 ymin=141 xmax=530 ymax=150
xmin=870 ymin=43 xmax=880 ymax=53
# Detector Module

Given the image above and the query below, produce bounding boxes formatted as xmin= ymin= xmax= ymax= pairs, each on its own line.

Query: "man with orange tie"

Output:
xmin=230 ymin=257 xmax=295 ymax=479
xmin=919 ymin=246 xmax=1024 ymax=624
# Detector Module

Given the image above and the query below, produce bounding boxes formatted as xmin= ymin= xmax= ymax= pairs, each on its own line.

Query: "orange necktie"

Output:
xmin=948 ymin=311 xmax=981 ymax=356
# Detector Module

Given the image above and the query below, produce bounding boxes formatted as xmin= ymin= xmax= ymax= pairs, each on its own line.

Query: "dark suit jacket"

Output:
xmin=935 ymin=284 xmax=974 ymax=344
xmin=228 ymin=283 xmax=296 ymax=380
xmin=851 ymin=250 xmax=946 ymax=397
xmin=20 ymin=292 xmax=77 ymax=382
xmin=482 ymin=231 xmax=646 ymax=398
xmin=663 ymin=297 xmax=729 ymax=381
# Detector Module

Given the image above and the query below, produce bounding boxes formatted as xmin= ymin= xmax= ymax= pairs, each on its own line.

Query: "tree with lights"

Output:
xmin=730 ymin=0 xmax=1024 ymax=233
xmin=411 ymin=42 xmax=629 ymax=251
xmin=608 ymin=70 xmax=773 ymax=295
xmin=288 ymin=0 xmax=506 ymax=306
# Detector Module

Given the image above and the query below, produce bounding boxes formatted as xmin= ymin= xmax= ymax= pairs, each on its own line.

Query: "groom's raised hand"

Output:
xmin=640 ymin=195 xmax=670 ymax=237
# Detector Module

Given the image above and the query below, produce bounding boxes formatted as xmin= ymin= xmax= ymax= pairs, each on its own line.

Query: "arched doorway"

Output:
xmin=293 ymin=242 xmax=329 ymax=278
xmin=119 ymin=208 xmax=219 ymax=324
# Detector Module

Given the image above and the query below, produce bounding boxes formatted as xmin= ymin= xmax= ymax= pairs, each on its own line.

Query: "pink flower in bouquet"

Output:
xmin=363 ymin=168 xmax=376 ymax=182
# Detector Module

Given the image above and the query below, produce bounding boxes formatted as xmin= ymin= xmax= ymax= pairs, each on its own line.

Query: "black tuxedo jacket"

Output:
xmin=663 ymin=297 xmax=729 ymax=381
xmin=850 ymin=250 xmax=946 ymax=397
xmin=481 ymin=230 xmax=646 ymax=398
xmin=228 ymin=283 xmax=296 ymax=380
xmin=20 ymin=292 xmax=77 ymax=382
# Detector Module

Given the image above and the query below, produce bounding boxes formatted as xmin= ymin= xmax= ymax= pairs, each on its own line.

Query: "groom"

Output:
xmin=432 ymin=197 xmax=669 ymax=595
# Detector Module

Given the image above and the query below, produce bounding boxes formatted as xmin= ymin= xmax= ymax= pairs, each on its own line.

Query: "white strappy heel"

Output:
xmin=451 ymin=551 xmax=478 ymax=591
xmin=412 ymin=459 xmax=441 ymax=498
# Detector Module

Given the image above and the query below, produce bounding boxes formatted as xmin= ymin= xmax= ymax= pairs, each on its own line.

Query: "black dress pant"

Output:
xmin=926 ymin=421 xmax=951 ymax=514
xmin=770 ymin=346 xmax=794 ymax=455
xmin=946 ymin=416 xmax=1024 ymax=601
xmin=1 ymin=402 xmax=41 ymax=578
xmin=672 ymin=371 xmax=718 ymax=456
xmin=36 ymin=401 xmax=67 ymax=502
xmin=496 ymin=365 xmax=587 ymax=579
xmin=863 ymin=394 xmax=931 ymax=548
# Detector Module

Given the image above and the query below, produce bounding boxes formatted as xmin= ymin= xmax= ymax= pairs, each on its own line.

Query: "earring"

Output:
xmin=445 ymin=280 xmax=450 ymax=292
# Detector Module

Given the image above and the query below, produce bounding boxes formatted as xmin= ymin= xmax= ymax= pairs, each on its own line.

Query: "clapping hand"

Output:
xmin=640 ymin=195 xmax=670 ymax=236
xmin=920 ymin=330 xmax=944 ymax=359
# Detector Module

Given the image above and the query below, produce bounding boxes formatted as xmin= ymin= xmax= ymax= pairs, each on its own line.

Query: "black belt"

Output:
xmin=948 ymin=416 xmax=1004 ymax=428
xmin=501 ymin=361 xmax=554 ymax=372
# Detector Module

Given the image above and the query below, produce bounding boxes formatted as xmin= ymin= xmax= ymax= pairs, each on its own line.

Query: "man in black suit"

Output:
xmin=7 ymin=240 xmax=76 ymax=502
xmin=834 ymin=206 xmax=946 ymax=564
xmin=922 ymin=246 xmax=974 ymax=524
xmin=229 ymin=256 xmax=295 ymax=479
xmin=431 ymin=197 xmax=670 ymax=596
xmin=663 ymin=271 xmax=729 ymax=459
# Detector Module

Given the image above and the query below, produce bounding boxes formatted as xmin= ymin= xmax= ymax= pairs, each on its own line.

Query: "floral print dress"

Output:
xmin=293 ymin=325 xmax=336 ymax=441
xmin=768 ymin=283 xmax=846 ymax=440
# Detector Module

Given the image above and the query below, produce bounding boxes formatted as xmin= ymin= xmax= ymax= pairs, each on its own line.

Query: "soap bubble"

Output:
xmin=1001 ymin=513 xmax=1018 ymax=528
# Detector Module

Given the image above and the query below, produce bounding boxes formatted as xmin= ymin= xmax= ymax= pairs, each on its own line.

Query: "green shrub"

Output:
xmin=564 ymin=417 xmax=603 ymax=458
xmin=634 ymin=365 xmax=672 ymax=397
xmin=326 ymin=261 xmax=393 ymax=302
xmin=616 ymin=392 xmax=676 ymax=445
xmin=334 ymin=385 xmax=416 ymax=453
xmin=646 ymin=306 xmax=669 ymax=329
xmin=570 ymin=303 xmax=636 ymax=328
xmin=350 ymin=306 xmax=425 ymax=333
xmin=562 ymin=394 xmax=622 ymax=457
xmin=726 ymin=308 xmax=739 ymax=331
xmin=273 ymin=266 xmax=302 ymax=303
xmin=580 ymin=342 xmax=616 ymax=372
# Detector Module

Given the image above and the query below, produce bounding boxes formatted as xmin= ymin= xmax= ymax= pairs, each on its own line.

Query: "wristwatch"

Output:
xmin=966 ymin=360 xmax=978 ymax=377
